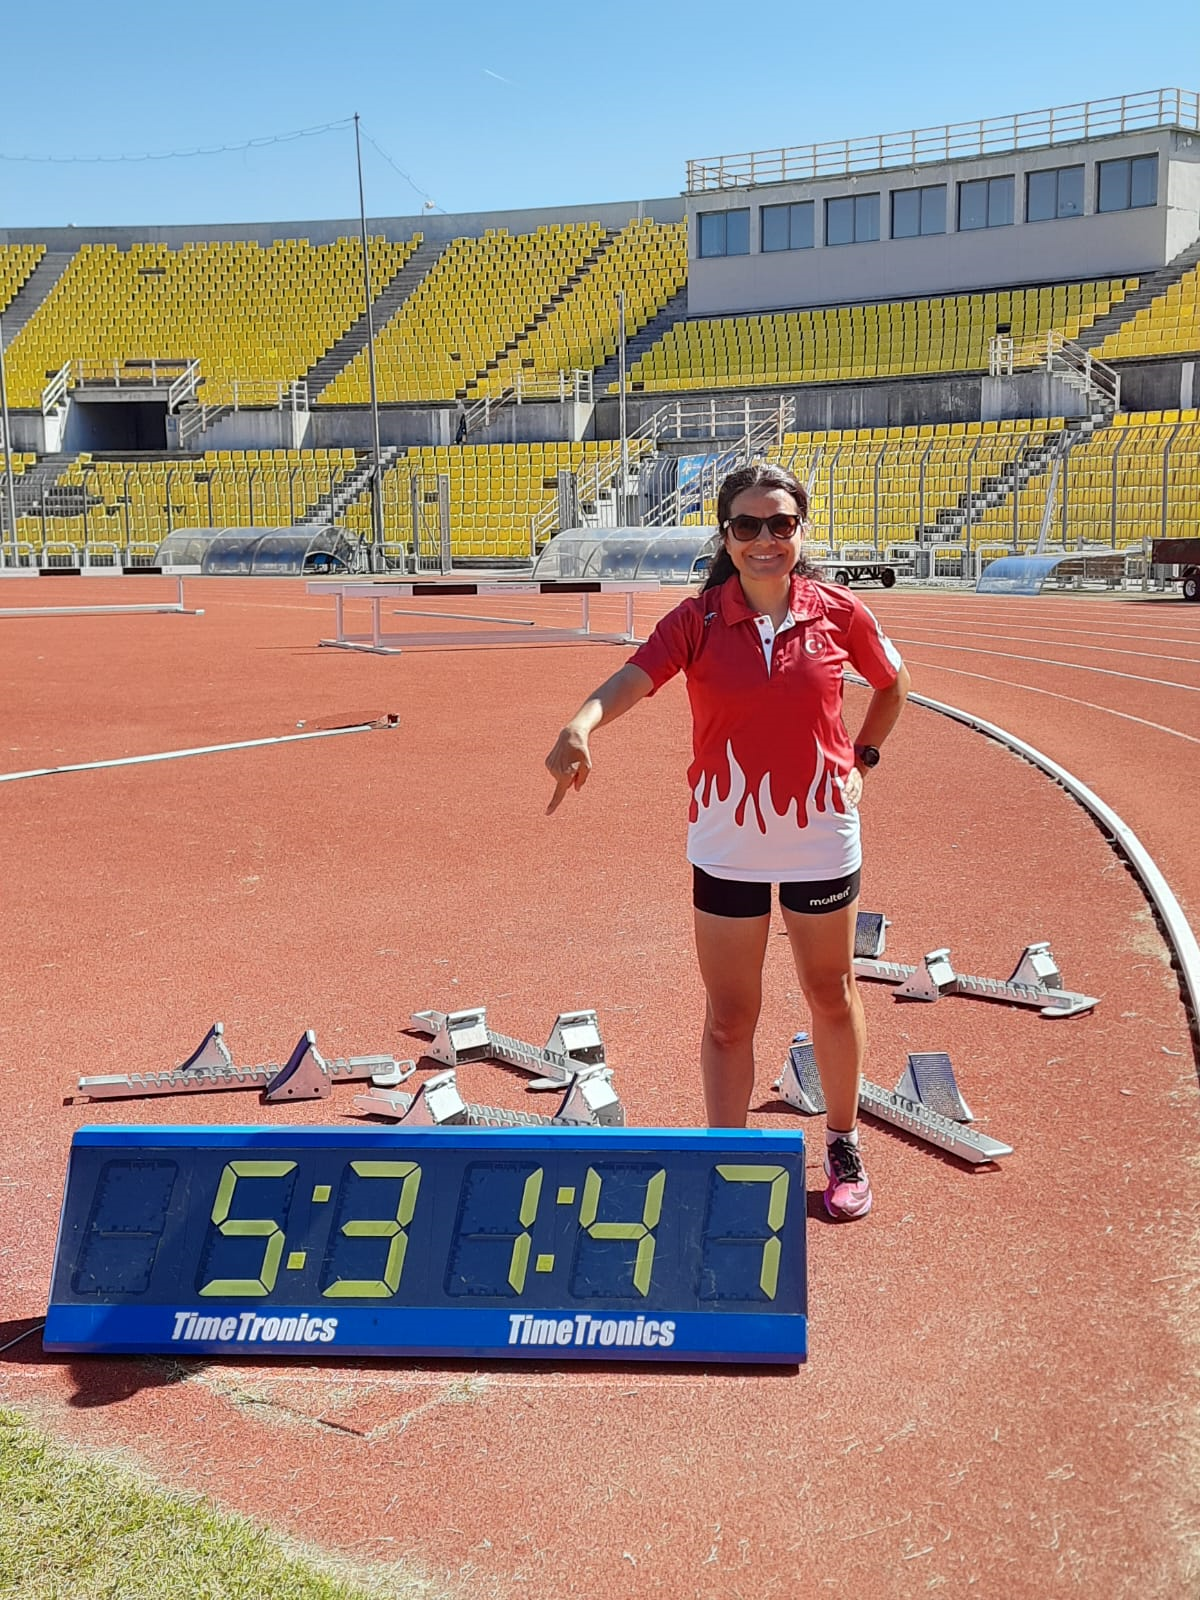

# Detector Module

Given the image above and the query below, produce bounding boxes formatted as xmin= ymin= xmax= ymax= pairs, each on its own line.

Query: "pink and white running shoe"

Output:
xmin=823 ymin=1137 xmax=873 ymax=1221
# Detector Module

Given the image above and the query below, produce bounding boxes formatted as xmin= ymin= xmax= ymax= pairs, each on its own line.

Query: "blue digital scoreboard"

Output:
xmin=45 ymin=1125 xmax=807 ymax=1364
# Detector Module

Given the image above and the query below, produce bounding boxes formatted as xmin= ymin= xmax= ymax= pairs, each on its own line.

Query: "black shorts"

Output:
xmin=692 ymin=865 xmax=861 ymax=919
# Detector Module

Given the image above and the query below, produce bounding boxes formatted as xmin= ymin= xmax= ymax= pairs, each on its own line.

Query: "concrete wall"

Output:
xmin=0 ymin=196 xmax=685 ymax=252
xmin=687 ymin=131 xmax=1192 ymax=315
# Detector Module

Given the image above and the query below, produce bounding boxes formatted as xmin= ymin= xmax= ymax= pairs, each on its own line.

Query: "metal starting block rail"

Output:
xmin=854 ymin=937 xmax=1098 ymax=1018
xmin=308 ymin=579 xmax=658 ymax=655
xmin=75 ymin=1023 xmax=413 ymax=1102
xmin=774 ymin=1033 xmax=1013 ymax=1164
xmin=355 ymin=1064 xmax=625 ymax=1128
xmin=410 ymin=1006 xmax=605 ymax=1090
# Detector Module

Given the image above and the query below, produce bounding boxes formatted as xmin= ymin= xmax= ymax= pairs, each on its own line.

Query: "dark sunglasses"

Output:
xmin=723 ymin=513 xmax=803 ymax=542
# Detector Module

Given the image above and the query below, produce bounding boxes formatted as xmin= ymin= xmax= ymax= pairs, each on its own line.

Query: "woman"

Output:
xmin=545 ymin=463 xmax=910 ymax=1220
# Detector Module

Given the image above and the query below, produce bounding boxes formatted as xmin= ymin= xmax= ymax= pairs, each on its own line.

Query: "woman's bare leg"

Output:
xmin=693 ymin=907 xmax=772 ymax=1128
xmin=781 ymin=899 xmax=864 ymax=1131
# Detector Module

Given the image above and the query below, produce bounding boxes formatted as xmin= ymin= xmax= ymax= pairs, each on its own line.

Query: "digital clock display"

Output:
xmin=45 ymin=1125 xmax=807 ymax=1363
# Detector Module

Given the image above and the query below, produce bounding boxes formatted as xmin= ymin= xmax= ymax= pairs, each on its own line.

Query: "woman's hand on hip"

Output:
xmin=545 ymin=725 xmax=592 ymax=814
xmin=841 ymin=767 xmax=863 ymax=809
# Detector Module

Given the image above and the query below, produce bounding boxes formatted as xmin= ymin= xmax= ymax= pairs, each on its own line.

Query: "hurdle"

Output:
xmin=0 ymin=576 xmax=201 ymax=618
xmin=307 ymin=578 xmax=658 ymax=654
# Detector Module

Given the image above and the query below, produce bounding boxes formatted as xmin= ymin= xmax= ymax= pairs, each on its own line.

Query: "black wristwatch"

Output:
xmin=854 ymin=744 xmax=881 ymax=769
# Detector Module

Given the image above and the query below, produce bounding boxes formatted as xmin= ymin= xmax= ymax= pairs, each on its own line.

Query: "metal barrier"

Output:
xmin=687 ymin=87 xmax=1200 ymax=190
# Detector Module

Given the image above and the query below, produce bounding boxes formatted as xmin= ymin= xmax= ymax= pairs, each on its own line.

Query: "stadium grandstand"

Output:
xmin=1 ymin=86 xmax=1197 ymax=580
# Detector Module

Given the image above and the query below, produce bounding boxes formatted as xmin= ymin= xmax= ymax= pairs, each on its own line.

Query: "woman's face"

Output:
xmin=723 ymin=486 xmax=805 ymax=585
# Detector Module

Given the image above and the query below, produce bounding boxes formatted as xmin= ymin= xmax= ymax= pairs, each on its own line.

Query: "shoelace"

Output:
xmin=827 ymin=1139 xmax=865 ymax=1185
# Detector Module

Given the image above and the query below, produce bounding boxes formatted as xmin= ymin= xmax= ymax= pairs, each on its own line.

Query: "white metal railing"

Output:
xmin=687 ymin=88 xmax=1199 ymax=191
xmin=462 ymin=369 xmax=593 ymax=435
xmin=168 ymin=360 xmax=201 ymax=412
xmin=529 ymin=396 xmax=795 ymax=545
xmin=69 ymin=357 xmax=195 ymax=392
xmin=175 ymin=378 xmax=307 ymax=447
xmin=989 ymin=332 xmax=1121 ymax=411
xmin=42 ymin=362 xmax=71 ymax=416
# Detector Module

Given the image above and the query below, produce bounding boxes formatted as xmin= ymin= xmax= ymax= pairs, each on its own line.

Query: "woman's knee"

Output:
xmin=801 ymin=969 xmax=857 ymax=1018
xmin=704 ymin=996 xmax=761 ymax=1049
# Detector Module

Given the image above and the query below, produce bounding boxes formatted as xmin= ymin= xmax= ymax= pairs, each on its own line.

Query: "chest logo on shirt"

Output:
xmin=803 ymin=630 xmax=828 ymax=657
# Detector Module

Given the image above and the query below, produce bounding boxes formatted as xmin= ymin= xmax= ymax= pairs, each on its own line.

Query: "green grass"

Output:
xmin=0 ymin=1408 xmax=447 ymax=1600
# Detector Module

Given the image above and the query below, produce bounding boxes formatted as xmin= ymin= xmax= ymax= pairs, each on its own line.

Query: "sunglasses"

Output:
xmin=723 ymin=513 xmax=803 ymax=542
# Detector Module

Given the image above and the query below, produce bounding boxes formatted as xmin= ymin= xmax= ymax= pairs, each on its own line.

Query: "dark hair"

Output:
xmin=700 ymin=462 xmax=820 ymax=592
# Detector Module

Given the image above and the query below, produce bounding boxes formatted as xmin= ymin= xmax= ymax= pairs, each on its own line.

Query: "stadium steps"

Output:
xmin=10 ymin=452 xmax=87 ymax=517
xmin=458 ymin=231 xmax=617 ymax=401
xmin=0 ymin=252 xmax=76 ymax=350
xmin=297 ymin=444 xmax=406 ymax=526
xmin=928 ymin=414 xmax=1111 ymax=541
xmin=591 ymin=288 xmax=690 ymax=395
xmin=301 ymin=239 xmax=447 ymax=402
xmin=1074 ymin=236 xmax=1200 ymax=352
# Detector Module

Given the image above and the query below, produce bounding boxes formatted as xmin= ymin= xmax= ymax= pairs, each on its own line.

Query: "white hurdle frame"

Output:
xmin=307 ymin=579 xmax=659 ymax=654
xmin=0 ymin=577 xmax=201 ymax=618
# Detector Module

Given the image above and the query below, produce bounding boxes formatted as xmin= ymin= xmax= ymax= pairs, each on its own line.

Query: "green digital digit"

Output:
xmin=507 ymin=1167 xmax=544 ymax=1293
xmin=714 ymin=1164 xmax=790 ymax=1299
xmin=197 ymin=1160 xmax=296 ymax=1297
xmin=321 ymin=1161 xmax=422 ymax=1298
xmin=579 ymin=1165 xmax=665 ymax=1295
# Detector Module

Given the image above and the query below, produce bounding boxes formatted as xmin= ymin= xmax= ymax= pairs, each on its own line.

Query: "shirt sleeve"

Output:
xmin=626 ymin=598 xmax=703 ymax=695
xmin=841 ymin=593 xmax=904 ymax=689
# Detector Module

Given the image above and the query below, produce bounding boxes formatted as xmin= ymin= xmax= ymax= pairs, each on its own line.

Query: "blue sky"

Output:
xmin=3 ymin=0 xmax=1198 ymax=227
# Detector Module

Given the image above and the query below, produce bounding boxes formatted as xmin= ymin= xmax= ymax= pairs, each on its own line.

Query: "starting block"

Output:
xmin=75 ymin=1023 xmax=413 ymax=1102
xmin=854 ymin=940 xmax=1098 ymax=1018
xmin=410 ymin=1006 xmax=606 ymax=1089
xmin=774 ymin=1033 xmax=1011 ymax=1164
xmin=354 ymin=1063 xmax=625 ymax=1128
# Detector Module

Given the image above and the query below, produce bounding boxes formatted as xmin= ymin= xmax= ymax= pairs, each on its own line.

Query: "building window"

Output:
xmin=957 ymin=175 xmax=1015 ymax=231
xmin=1096 ymin=155 xmax=1158 ymax=213
xmin=761 ymin=201 xmax=814 ymax=252
xmin=1026 ymin=165 xmax=1084 ymax=223
xmin=825 ymin=193 xmax=880 ymax=246
xmin=891 ymin=185 xmax=946 ymax=238
xmin=698 ymin=209 xmax=750 ymax=257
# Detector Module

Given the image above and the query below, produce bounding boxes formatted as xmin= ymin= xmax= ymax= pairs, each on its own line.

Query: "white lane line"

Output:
xmin=889 ymin=637 xmax=1200 ymax=692
xmin=887 ymin=659 xmax=1200 ymax=745
xmin=877 ymin=611 xmax=1200 ymax=649
xmin=882 ymin=623 xmax=1200 ymax=667
xmin=0 ymin=717 xmax=398 ymax=784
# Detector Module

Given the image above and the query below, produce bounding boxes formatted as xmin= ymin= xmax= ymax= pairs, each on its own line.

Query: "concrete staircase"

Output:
xmin=8 ymin=452 xmax=85 ymax=518
xmin=299 ymin=239 xmax=448 ymax=402
xmin=1075 ymin=235 xmax=1200 ymax=353
xmin=297 ymin=444 xmax=405 ymax=525
xmin=0 ymin=251 xmax=76 ymax=348
xmin=459 ymin=231 xmax=617 ymax=404
xmin=927 ymin=413 xmax=1111 ymax=543
xmin=591 ymin=288 xmax=689 ymax=395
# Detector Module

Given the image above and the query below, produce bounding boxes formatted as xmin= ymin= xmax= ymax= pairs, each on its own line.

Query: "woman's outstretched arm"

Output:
xmin=544 ymin=662 xmax=654 ymax=813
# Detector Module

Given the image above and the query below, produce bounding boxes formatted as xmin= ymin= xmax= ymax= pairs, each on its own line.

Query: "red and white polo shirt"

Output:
xmin=628 ymin=573 xmax=903 ymax=882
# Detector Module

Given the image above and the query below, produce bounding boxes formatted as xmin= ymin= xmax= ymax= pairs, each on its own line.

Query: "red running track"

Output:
xmin=0 ymin=576 xmax=1197 ymax=1599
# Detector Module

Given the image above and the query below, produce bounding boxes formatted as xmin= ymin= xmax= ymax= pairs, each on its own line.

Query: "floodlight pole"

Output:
xmin=618 ymin=291 xmax=629 ymax=526
xmin=0 ymin=314 xmax=19 ymax=564
xmin=354 ymin=113 xmax=386 ymax=570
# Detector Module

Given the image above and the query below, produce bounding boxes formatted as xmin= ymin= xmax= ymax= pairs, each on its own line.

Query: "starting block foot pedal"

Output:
xmin=263 ymin=1032 xmax=330 ymax=1101
xmin=546 ymin=1010 xmax=605 ymax=1070
xmin=773 ymin=1033 xmax=826 ymax=1115
xmin=894 ymin=1052 xmax=972 ymax=1123
xmin=410 ymin=1008 xmax=492 ymax=1066
xmin=398 ymin=1069 xmax=470 ymax=1125
xmin=555 ymin=1066 xmax=624 ymax=1126
xmin=854 ymin=912 xmax=890 ymax=959
xmin=895 ymin=949 xmax=958 ymax=1003
xmin=1010 ymin=942 xmax=1061 ymax=990
xmin=179 ymin=1022 xmax=234 ymax=1075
